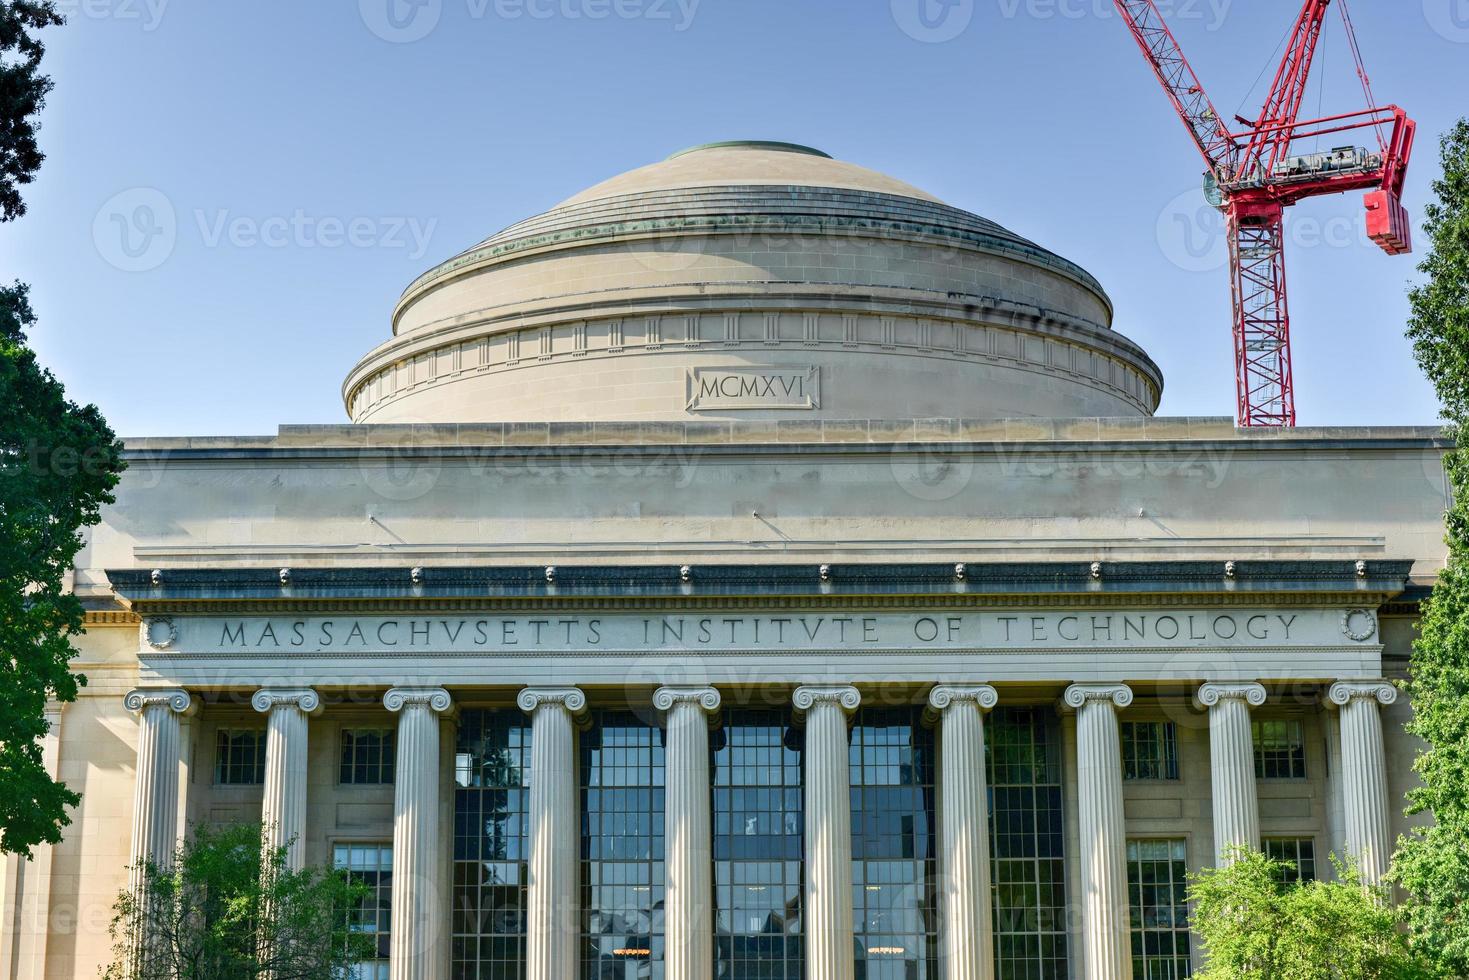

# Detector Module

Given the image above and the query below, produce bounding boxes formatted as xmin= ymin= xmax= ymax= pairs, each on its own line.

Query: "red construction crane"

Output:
xmin=1114 ymin=0 xmax=1415 ymax=426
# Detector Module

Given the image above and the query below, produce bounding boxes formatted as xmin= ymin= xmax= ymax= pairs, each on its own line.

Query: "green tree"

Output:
xmin=104 ymin=824 xmax=375 ymax=980
xmin=0 ymin=1 xmax=64 ymax=221
xmin=1189 ymin=849 xmax=1435 ymax=979
xmin=1396 ymin=118 xmax=1469 ymax=975
xmin=0 ymin=281 xmax=123 ymax=855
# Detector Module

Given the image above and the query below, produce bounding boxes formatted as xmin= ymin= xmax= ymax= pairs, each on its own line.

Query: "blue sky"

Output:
xmin=3 ymin=0 xmax=1466 ymax=435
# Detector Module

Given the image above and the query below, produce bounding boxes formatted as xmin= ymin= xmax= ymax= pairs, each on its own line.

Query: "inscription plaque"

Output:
xmin=686 ymin=366 xmax=819 ymax=411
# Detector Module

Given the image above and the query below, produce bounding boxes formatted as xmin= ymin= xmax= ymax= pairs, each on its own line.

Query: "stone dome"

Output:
xmin=344 ymin=141 xmax=1162 ymax=423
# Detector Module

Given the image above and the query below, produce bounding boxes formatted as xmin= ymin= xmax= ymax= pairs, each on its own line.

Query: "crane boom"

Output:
xmin=1113 ymin=0 xmax=1237 ymax=180
xmin=1242 ymin=0 xmax=1333 ymax=179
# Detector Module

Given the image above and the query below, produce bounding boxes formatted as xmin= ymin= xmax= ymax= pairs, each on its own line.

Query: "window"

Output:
xmin=341 ymin=728 xmax=396 ymax=785
xmin=581 ymin=712 xmax=665 ymax=979
xmin=214 ymin=728 xmax=266 ymax=785
xmin=334 ymin=843 xmax=392 ymax=980
xmin=1127 ymin=839 xmax=1192 ymax=979
xmin=851 ymin=707 xmax=938 ymax=979
xmin=1252 ymin=719 xmax=1307 ymax=779
xmin=988 ymin=707 xmax=1069 ymax=980
xmin=453 ymin=710 xmax=532 ymax=980
xmin=1263 ymin=838 xmax=1317 ymax=883
xmin=1122 ymin=721 xmax=1180 ymax=781
xmin=714 ymin=710 xmax=803 ymax=979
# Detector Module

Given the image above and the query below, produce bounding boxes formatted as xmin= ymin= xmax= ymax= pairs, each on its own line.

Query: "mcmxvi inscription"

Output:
xmin=686 ymin=366 xmax=819 ymax=411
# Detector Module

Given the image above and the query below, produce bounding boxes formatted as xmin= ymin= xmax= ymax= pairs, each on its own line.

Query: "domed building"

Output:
xmin=5 ymin=143 xmax=1450 ymax=980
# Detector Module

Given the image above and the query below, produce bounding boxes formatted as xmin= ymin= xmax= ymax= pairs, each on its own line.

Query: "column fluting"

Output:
xmin=384 ymin=687 xmax=454 ymax=980
xmin=518 ymin=688 xmax=588 ymax=980
xmin=1328 ymin=680 xmax=1397 ymax=885
xmin=927 ymin=685 xmax=999 ymax=980
xmin=124 ymin=688 xmax=195 ymax=966
xmin=654 ymin=686 xmax=722 ymax=980
xmin=793 ymin=685 xmax=861 ymax=980
xmin=252 ymin=688 xmax=321 ymax=871
xmin=1062 ymin=683 xmax=1133 ymax=980
xmin=1196 ymin=683 xmax=1267 ymax=864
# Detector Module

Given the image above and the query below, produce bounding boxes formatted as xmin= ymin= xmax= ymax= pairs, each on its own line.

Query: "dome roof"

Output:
xmin=344 ymin=142 xmax=1161 ymax=424
xmin=555 ymin=141 xmax=943 ymax=208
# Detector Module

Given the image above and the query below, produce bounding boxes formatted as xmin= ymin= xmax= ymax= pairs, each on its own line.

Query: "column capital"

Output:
xmin=383 ymin=687 xmax=454 ymax=714
xmin=1061 ymin=683 xmax=1133 ymax=711
xmin=124 ymin=688 xmax=196 ymax=716
xmin=927 ymin=684 xmax=998 ymax=715
xmin=653 ymin=686 xmax=721 ymax=714
xmin=1327 ymin=680 xmax=1397 ymax=708
xmin=792 ymin=685 xmax=861 ymax=715
xmin=1196 ymin=682 xmax=1267 ymax=710
xmin=251 ymin=688 xmax=323 ymax=715
xmin=517 ymin=687 xmax=588 ymax=717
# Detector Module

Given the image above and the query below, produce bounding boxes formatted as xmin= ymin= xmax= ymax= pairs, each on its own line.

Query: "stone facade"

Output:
xmin=0 ymin=141 xmax=1452 ymax=980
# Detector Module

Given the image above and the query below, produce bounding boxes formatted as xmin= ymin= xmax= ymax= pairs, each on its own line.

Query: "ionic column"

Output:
xmin=124 ymin=689 xmax=195 ymax=967
xmin=927 ymin=686 xmax=998 ymax=980
xmin=1062 ymin=683 xmax=1133 ymax=980
xmin=1196 ymin=683 xmax=1266 ymax=864
xmin=1328 ymin=680 xmax=1397 ymax=884
xmin=655 ymin=686 xmax=722 ymax=980
xmin=793 ymin=685 xmax=861 ymax=980
xmin=252 ymin=688 xmax=322 ymax=871
xmin=384 ymin=688 xmax=454 ymax=980
xmin=518 ymin=688 xmax=588 ymax=980
xmin=124 ymin=689 xmax=195 ymax=889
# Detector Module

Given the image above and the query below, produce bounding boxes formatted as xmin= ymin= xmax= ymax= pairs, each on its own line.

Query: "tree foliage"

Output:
xmin=1189 ymin=849 xmax=1436 ymax=979
xmin=104 ymin=824 xmax=375 ymax=980
xmin=0 ymin=1 xmax=63 ymax=221
xmin=1396 ymin=119 xmax=1469 ymax=975
xmin=0 ymin=281 xmax=122 ymax=855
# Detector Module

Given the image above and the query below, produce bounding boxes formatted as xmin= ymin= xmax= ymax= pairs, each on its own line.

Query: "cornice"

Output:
xmin=108 ymin=560 xmax=1414 ymax=613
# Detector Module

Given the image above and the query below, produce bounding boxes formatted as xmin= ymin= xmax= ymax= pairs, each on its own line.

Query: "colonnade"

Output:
xmin=123 ymin=677 xmax=1399 ymax=980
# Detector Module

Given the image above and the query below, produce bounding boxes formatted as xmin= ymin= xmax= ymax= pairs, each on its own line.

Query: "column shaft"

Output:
xmin=385 ymin=688 xmax=453 ymax=980
xmin=656 ymin=687 xmax=721 ymax=980
xmin=1064 ymin=684 xmax=1132 ymax=980
xmin=929 ymin=686 xmax=998 ymax=980
xmin=124 ymin=689 xmax=194 ymax=968
xmin=1197 ymin=683 xmax=1266 ymax=863
xmin=793 ymin=685 xmax=860 ymax=980
xmin=520 ymin=688 xmax=587 ymax=980
xmin=1329 ymin=681 xmax=1396 ymax=884
xmin=253 ymin=689 xmax=320 ymax=871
